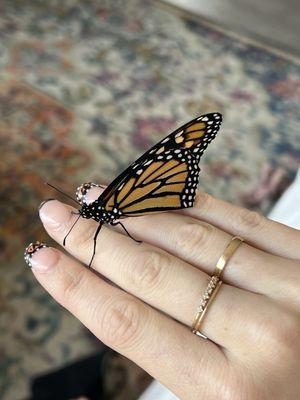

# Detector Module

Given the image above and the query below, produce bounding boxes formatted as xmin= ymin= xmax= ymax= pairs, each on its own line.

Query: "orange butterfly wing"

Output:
xmin=100 ymin=112 xmax=222 ymax=216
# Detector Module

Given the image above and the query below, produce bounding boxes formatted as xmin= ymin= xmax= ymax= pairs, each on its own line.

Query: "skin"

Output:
xmin=27 ymin=190 xmax=300 ymax=400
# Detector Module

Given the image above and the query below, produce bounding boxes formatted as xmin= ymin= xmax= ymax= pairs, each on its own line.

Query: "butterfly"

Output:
xmin=61 ymin=112 xmax=222 ymax=267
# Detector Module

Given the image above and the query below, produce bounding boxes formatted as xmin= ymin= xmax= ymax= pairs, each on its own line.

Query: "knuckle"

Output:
xmin=226 ymin=377 xmax=260 ymax=400
xmin=68 ymin=222 xmax=95 ymax=251
xmin=260 ymin=311 xmax=300 ymax=353
xmin=285 ymin=276 xmax=300 ymax=299
xmin=193 ymin=191 xmax=213 ymax=211
xmin=101 ymin=297 xmax=142 ymax=349
xmin=176 ymin=221 xmax=213 ymax=255
xmin=237 ymin=209 xmax=264 ymax=231
xmin=275 ymin=314 xmax=300 ymax=349
xmin=130 ymin=250 xmax=166 ymax=293
xmin=178 ymin=359 xmax=200 ymax=390
xmin=59 ymin=268 xmax=86 ymax=305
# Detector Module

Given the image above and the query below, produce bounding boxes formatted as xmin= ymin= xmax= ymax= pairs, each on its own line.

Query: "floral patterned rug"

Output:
xmin=0 ymin=0 xmax=300 ymax=399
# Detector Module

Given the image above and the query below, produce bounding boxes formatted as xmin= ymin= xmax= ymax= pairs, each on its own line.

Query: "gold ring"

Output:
xmin=214 ymin=236 xmax=244 ymax=279
xmin=191 ymin=276 xmax=222 ymax=338
xmin=191 ymin=236 xmax=244 ymax=338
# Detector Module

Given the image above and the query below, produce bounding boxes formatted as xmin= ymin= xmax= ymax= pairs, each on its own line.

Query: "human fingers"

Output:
xmin=24 ymin=242 xmax=226 ymax=400
xmin=80 ymin=186 xmax=300 ymax=308
xmin=110 ymin=211 xmax=300 ymax=309
xmin=38 ymin=199 xmax=288 ymax=351
xmin=182 ymin=191 xmax=300 ymax=260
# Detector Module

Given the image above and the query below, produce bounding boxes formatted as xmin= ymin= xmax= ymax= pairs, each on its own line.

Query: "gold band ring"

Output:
xmin=191 ymin=236 xmax=244 ymax=338
xmin=214 ymin=236 xmax=244 ymax=279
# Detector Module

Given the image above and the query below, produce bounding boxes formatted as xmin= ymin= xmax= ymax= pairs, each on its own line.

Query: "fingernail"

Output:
xmin=39 ymin=199 xmax=71 ymax=228
xmin=24 ymin=241 xmax=59 ymax=272
xmin=38 ymin=198 xmax=56 ymax=211
xmin=76 ymin=182 xmax=101 ymax=205
xmin=85 ymin=186 xmax=104 ymax=204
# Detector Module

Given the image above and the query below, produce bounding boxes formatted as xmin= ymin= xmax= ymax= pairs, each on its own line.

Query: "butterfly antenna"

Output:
xmin=63 ymin=213 xmax=82 ymax=246
xmin=45 ymin=182 xmax=80 ymax=205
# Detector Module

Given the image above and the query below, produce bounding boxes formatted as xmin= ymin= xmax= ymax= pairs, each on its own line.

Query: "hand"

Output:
xmin=25 ymin=191 xmax=300 ymax=399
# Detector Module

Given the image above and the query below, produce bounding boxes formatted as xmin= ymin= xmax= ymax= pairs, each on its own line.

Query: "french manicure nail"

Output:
xmin=24 ymin=241 xmax=59 ymax=272
xmin=38 ymin=198 xmax=56 ymax=211
xmin=76 ymin=182 xmax=101 ymax=205
xmin=39 ymin=199 xmax=71 ymax=228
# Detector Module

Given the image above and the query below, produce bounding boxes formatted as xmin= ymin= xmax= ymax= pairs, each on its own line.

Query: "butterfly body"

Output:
xmin=74 ymin=112 xmax=223 ymax=266
xmin=81 ymin=201 xmax=122 ymax=224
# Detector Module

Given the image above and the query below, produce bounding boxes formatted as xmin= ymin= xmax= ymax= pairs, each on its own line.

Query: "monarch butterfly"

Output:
xmin=61 ymin=112 xmax=222 ymax=267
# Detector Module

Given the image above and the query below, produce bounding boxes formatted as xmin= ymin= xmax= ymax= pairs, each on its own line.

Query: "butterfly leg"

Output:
xmin=88 ymin=222 xmax=103 ymax=269
xmin=111 ymin=221 xmax=142 ymax=244
xmin=63 ymin=213 xmax=81 ymax=246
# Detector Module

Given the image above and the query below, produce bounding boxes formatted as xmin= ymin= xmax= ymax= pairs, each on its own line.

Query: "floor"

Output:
xmin=162 ymin=0 xmax=300 ymax=57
